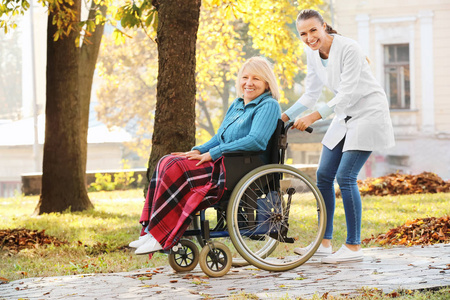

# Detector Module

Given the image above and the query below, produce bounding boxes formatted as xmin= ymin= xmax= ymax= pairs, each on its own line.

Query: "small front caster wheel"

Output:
xmin=199 ymin=241 xmax=232 ymax=277
xmin=168 ymin=239 xmax=199 ymax=272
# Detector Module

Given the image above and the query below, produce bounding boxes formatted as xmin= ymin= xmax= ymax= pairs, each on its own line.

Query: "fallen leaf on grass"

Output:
xmin=362 ymin=215 xmax=450 ymax=246
xmin=0 ymin=229 xmax=67 ymax=252
xmin=337 ymin=172 xmax=450 ymax=197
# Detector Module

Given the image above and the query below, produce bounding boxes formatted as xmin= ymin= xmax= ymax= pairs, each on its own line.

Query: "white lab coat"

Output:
xmin=293 ymin=34 xmax=395 ymax=151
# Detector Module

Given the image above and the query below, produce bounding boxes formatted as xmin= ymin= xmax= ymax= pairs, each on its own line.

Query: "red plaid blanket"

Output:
xmin=139 ymin=155 xmax=226 ymax=250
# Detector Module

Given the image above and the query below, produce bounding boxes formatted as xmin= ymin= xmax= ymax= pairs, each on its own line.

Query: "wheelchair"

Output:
xmin=167 ymin=120 xmax=327 ymax=277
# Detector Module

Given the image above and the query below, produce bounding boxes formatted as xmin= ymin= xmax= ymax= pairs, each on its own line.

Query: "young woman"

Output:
xmin=283 ymin=9 xmax=395 ymax=263
xmin=130 ymin=56 xmax=282 ymax=255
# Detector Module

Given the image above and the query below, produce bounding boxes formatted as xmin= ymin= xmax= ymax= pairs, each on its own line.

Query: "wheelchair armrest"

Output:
xmin=223 ymin=151 xmax=264 ymax=157
xmin=222 ymin=151 xmax=265 ymax=190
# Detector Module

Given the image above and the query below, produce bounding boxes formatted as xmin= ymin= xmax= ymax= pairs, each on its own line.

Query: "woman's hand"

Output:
xmin=172 ymin=150 xmax=212 ymax=166
xmin=281 ymin=113 xmax=290 ymax=122
xmin=193 ymin=152 xmax=213 ymax=166
xmin=293 ymin=111 xmax=321 ymax=131
xmin=171 ymin=149 xmax=201 ymax=158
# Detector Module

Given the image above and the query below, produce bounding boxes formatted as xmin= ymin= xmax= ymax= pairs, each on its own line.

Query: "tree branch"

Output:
xmin=197 ymin=97 xmax=215 ymax=137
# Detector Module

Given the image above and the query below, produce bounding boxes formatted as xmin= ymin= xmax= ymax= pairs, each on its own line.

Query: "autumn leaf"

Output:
xmin=0 ymin=228 xmax=67 ymax=252
xmin=347 ymin=172 xmax=450 ymax=197
xmin=362 ymin=215 xmax=450 ymax=247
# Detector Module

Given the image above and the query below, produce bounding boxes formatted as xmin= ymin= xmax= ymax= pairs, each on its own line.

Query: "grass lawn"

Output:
xmin=1 ymin=190 xmax=449 ymax=299
xmin=0 ymin=190 xmax=166 ymax=281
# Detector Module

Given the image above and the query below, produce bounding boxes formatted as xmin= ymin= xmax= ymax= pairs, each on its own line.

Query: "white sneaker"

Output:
xmin=294 ymin=243 xmax=332 ymax=257
xmin=321 ymin=245 xmax=363 ymax=264
xmin=128 ymin=234 xmax=154 ymax=248
xmin=135 ymin=237 xmax=163 ymax=255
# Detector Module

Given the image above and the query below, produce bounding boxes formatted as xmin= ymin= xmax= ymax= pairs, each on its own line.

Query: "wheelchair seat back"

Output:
xmin=222 ymin=119 xmax=285 ymax=190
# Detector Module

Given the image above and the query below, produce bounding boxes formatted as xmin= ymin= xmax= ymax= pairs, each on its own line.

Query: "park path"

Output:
xmin=1 ymin=244 xmax=450 ymax=299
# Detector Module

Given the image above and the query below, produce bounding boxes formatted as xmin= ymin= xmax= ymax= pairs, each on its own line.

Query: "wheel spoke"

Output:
xmin=227 ymin=165 xmax=327 ymax=272
xmin=168 ymin=240 xmax=199 ymax=272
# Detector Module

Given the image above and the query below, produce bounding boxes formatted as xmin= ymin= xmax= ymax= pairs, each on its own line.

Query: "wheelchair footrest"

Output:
xmin=249 ymin=235 xmax=266 ymax=241
xmin=268 ymin=232 xmax=295 ymax=243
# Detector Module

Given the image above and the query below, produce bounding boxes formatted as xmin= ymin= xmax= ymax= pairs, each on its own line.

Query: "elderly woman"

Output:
xmin=130 ymin=56 xmax=282 ymax=255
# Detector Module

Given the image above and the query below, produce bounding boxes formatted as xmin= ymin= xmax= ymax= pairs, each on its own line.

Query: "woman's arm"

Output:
xmin=292 ymin=111 xmax=322 ymax=131
xmin=208 ymin=100 xmax=281 ymax=160
xmin=191 ymin=100 xmax=238 ymax=154
xmin=191 ymin=135 xmax=220 ymax=154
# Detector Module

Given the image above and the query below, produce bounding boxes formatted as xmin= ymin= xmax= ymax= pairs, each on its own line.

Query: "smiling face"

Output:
xmin=240 ymin=69 xmax=269 ymax=104
xmin=297 ymin=17 xmax=330 ymax=53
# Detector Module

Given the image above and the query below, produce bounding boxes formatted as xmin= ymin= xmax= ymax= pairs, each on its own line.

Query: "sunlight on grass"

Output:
xmin=1 ymin=190 xmax=449 ymax=283
xmin=360 ymin=193 xmax=450 ymax=246
xmin=0 ymin=189 xmax=166 ymax=281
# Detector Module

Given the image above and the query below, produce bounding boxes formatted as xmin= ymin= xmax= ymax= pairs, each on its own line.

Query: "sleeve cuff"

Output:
xmin=317 ymin=105 xmax=334 ymax=119
xmin=283 ymin=102 xmax=308 ymax=121
xmin=209 ymin=147 xmax=222 ymax=161
xmin=191 ymin=145 xmax=204 ymax=153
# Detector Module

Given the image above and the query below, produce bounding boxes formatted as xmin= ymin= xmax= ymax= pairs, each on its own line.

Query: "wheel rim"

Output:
xmin=227 ymin=164 xmax=326 ymax=271
xmin=168 ymin=240 xmax=199 ymax=272
xmin=206 ymin=248 xmax=227 ymax=271
xmin=199 ymin=242 xmax=232 ymax=277
xmin=194 ymin=206 xmax=248 ymax=266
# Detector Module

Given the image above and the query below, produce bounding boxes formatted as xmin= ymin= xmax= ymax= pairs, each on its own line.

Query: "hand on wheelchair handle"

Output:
xmin=287 ymin=121 xmax=313 ymax=133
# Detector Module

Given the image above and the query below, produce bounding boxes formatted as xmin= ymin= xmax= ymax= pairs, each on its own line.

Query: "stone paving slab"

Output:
xmin=1 ymin=244 xmax=449 ymax=300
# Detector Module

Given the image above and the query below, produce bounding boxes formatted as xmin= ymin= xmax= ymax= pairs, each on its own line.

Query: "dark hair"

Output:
xmin=297 ymin=9 xmax=338 ymax=35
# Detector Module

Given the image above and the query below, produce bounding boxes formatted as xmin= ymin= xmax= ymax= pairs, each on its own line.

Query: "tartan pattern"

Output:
xmin=139 ymin=155 xmax=226 ymax=250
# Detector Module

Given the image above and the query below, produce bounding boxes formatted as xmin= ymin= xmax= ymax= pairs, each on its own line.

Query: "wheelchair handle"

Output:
xmin=286 ymin=122 xmax=313 ymax=133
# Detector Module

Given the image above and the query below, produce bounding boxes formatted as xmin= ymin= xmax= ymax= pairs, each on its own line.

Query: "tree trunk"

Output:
xmin=79 ymin=4 xmax=107 ymax=176
xmin=35 ymin=0 xmax=93 ymax=214
xmin=146 ymin=0 xmax=201 ymax=181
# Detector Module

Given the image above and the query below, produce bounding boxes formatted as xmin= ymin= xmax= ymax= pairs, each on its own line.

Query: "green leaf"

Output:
xmin=144 ymin=9 xmax=155 ymax=27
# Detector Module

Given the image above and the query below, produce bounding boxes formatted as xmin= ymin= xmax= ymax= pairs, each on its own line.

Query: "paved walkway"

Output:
xmin=2 ymin=244 xmax=450 ymax=300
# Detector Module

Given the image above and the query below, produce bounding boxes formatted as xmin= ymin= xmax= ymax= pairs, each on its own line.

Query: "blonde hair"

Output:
xmin=235 ymin=56 xmax=280 ymax=101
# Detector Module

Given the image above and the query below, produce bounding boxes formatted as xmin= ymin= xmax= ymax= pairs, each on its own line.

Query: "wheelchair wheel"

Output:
xmin=227 ymin=164 xmax=326 ymax=272
xmin=199 ymin=241 xmax=232 ymax=277
xmin=168 ymin=239 xmax=199 ymax=272
xmin=193 ymin=207 xmax=250 ymax=267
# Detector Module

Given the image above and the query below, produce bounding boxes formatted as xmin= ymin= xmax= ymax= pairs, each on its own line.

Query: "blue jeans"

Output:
xmin=316 ymin=138 xmax=371 ymax=245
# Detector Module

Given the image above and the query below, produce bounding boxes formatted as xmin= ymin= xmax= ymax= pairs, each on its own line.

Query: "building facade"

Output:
xmin=0 ymin=115 xmax=134 ymax=197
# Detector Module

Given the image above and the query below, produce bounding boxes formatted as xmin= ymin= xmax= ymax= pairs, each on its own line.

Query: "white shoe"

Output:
xmin=129 ymin=234 xmax=153 ymax=248
xmin=294 ymin=243 xmax=332 ymax=257
xmin=135 ymin=237 xmax=163 ymax=255
xmin=321 ymin=245 xmax=363 ymax=264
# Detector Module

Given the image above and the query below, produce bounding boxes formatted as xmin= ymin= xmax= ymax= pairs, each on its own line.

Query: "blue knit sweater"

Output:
xmin=192 ymin=92 xmax=281 ymax=161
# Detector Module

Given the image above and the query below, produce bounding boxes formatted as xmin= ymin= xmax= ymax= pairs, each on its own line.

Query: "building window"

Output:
xmin=384 ymin=44 xmax=411 ymax=109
